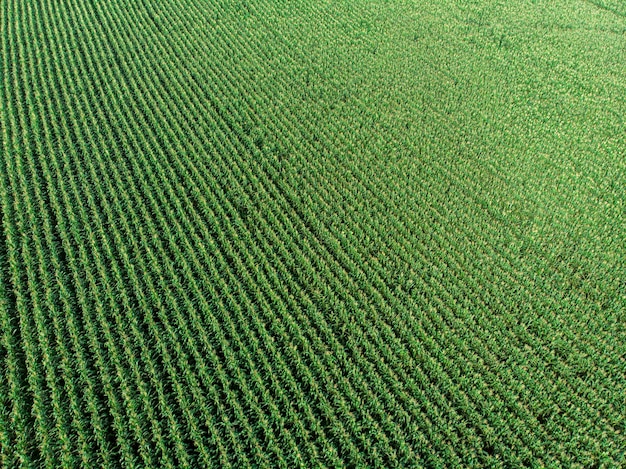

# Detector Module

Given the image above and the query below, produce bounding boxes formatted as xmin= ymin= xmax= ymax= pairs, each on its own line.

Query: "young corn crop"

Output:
xmin=1 ymin=0 xmax=625 ymax=467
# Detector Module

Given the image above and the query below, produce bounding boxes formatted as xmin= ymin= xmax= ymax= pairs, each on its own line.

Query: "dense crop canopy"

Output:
xmin=1 ymin=0 xmax=625 ymax=467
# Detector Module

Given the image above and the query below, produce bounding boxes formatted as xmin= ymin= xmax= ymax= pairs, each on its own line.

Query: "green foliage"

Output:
xmin=1 ymin=0 xmax=625 ymax=467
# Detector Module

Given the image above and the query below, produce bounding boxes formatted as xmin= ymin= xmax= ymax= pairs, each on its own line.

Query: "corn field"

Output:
xmin=1 ymin=0 xmax=625 ymax=467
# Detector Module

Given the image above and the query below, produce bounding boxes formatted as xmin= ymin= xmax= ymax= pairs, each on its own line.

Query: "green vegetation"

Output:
xmin=1 ymin=0 xmax=625 ymax=466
